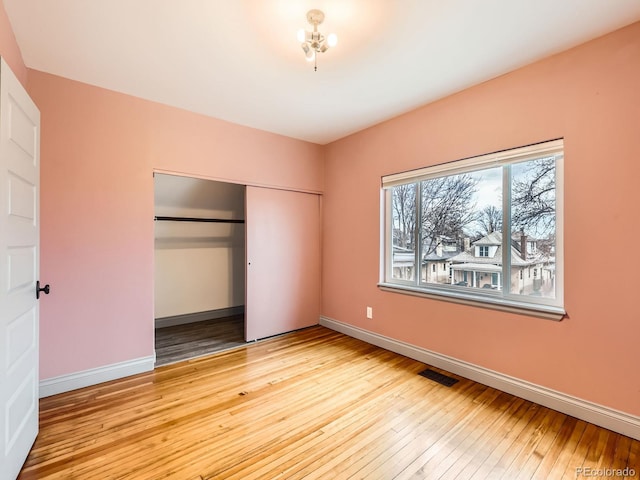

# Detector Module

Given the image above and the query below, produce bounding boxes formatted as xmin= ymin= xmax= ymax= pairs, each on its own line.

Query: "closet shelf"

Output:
xmin=154 ymin=216 xmax=245 ymax=224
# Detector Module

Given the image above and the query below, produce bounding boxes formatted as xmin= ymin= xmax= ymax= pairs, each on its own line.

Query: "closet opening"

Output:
xmin=153 ymin=173 xmax=247 ymax=366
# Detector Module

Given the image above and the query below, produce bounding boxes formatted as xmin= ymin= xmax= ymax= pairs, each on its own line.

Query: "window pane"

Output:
xmin=391 ymin=183 xmax=416 ymax=281
xmin=421 ymin=167 xmax=502 ymax=289
xmin=510 ymin=155 xmax=558 ymax=299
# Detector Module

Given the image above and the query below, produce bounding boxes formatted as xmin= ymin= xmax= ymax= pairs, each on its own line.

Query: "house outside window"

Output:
xmin=382 ymin=139 xmax=564 ymax=319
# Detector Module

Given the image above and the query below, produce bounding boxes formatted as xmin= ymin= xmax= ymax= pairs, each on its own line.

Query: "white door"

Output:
xmin=0 ymin=57 xmax=41 ymax=480
xmin=245 ymin=187 xmax=321 ymax=341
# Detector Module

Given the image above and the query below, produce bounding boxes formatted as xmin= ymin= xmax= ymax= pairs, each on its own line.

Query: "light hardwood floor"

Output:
xmin=20 ymin=326 xmax=639 ymax=479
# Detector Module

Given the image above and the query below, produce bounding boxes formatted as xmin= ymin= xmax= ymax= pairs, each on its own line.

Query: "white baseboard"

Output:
xmin=155 ymin=306 xmax=245 ymax=329
xmin=319 ymin=316 xmax=640 ymax=441
xmin=39 ymin=355 xmax=156 ymax=398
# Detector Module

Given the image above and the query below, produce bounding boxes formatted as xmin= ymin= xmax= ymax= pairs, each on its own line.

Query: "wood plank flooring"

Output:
xmin=155 ymin=315 xmax=246 ymax=366
xmin=20 ymin=326 xmax=639 ymax=479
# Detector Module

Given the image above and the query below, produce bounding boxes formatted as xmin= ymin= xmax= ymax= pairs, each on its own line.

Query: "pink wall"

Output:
xmin=27 ymin=70 xmax=324 ymax=379
xmin=16 ymin=7 xmax=639 ymax=418
xmin=322 ymin=22 xmax=640 ymax=416
xmin=0 ymin=0 xmax=27 ymax=86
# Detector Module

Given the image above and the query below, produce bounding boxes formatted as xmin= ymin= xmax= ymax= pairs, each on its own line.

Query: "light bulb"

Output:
xmin=297 ymin=29 xmax=306 ymax=43
xmin=327 ymin=33 xmax=338 ymax=48
xmin=302 ymin=43 xmax=315 ymax=62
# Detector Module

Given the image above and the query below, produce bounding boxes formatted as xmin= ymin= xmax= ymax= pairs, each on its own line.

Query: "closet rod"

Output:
xmin=154 ymin=216 xmax=245 ymax=224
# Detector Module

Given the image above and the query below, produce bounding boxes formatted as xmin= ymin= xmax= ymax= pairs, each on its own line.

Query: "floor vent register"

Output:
xmin=418 ymin=368 xmax=459 ymax=387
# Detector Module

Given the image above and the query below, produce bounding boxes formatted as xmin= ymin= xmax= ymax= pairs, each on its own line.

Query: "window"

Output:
xmin=382 ymin=139 xmax=564 ymax=319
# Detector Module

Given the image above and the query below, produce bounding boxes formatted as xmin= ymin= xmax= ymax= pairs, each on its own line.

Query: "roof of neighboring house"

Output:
xmin=392 ymin=246 xmax=415 ymax=267
xmin=421 ymin=236 xmax=462 ymax=262
xmin=423 ymin=250 xmax=461 ymax=261
xmin=473 ymin=231 xmax=502 ymax=246
xmin=450 ymin=262 xmax=502 ymax=272
xmin=451 ymin=232 xmax=543 ymax=267
xmin=474 ymin=231 xmax=539 ymax=247
xmin=450 ymin=245 xmax=535 ymax=266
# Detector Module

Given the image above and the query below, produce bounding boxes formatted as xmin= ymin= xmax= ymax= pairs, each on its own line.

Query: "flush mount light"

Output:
xmin=297 ymin=9 xmax=337 ymax=71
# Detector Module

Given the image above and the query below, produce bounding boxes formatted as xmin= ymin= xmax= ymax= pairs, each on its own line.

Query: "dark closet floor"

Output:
xmin=155 ymin=315 xmax=246 ymax=367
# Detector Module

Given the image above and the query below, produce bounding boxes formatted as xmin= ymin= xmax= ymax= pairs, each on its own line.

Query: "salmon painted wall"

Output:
xmin=322 ymin=22 xmax=640 ymax=416
xmin=27 ymin=70 xmax=324 ymax=379
xmin=0 ymin=0 xmax=27 ymax=86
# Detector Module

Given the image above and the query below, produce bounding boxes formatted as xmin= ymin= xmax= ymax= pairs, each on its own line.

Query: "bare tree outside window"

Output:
xmin=391 ymin=183 xmax=416 ymax=251
xmin=510 ymin=155 xmax=559 ymax=299
xmin=420 ymin=174 xmax=478 ymax=255
xmin=391 ymin=184 xmax=416 ymax=280
xmin=511 ymin=156 xmax=557 ymax=237
xmin=476 ymin=205 xmax=503 ymax=236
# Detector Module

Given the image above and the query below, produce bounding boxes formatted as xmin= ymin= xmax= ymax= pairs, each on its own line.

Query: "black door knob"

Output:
xmin=36 ymin=280 xmax=50 ymax=299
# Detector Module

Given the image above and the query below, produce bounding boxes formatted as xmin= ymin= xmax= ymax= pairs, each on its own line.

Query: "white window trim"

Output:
xmin=378 ymin=283 xmax=565 ymax=320
xmin=380 ymin=139 xmax=565 ymax=320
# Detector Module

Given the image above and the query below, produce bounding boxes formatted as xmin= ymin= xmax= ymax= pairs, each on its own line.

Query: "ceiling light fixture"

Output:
xmin=297 ymin=9 xmax=337 ymax=71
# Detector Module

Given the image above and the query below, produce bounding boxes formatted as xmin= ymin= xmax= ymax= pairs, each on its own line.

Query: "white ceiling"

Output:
xmin=5 ymin=1 xmax=640 ymax=145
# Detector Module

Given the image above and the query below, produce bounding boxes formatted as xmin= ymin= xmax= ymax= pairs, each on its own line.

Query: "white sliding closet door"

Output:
xmin=245 ymin=187 xmax=321 ymax=341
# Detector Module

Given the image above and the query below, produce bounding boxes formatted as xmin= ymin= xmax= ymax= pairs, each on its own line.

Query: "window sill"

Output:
xmin=378 ymin=283 xmax=566 ymax=321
